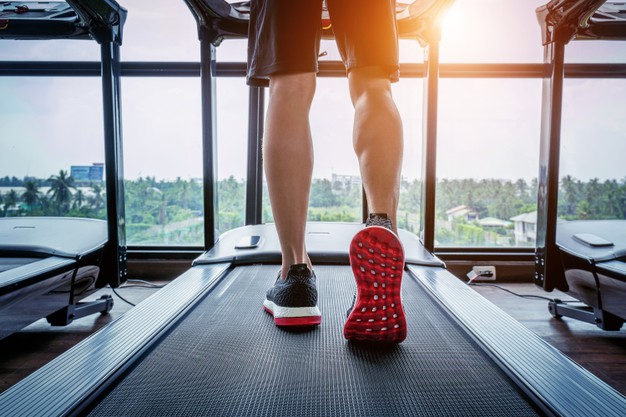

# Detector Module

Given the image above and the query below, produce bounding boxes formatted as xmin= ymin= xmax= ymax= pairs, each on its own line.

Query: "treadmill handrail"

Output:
xmin=537 ymin=0 xmax=626 ymax=45
xmin=0 ymin=0 xmax=126 ymax=43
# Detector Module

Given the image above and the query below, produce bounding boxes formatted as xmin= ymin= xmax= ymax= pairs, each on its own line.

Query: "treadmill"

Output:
xmin=0 ymin=1 xmax=129 ymax=336
xmin=1 ymin=1 xmax=625 ymax=416
xmin=534 ymin=0 xmax=626 ymax=330
xmin=0 ymin=217 xmax=111 ymax=340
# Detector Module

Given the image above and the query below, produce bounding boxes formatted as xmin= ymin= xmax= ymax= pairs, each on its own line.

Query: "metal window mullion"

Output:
xmin=246 ymin=86 xmax=265 ymax=225
xmin=420 ymin=41 xmax=440 ymax=253
xmin=534 ymin=42 xmax=567 ymax=291
xmin=100 ymin=40 xmax=127 ymax=287
xmin=200 ymin=42 xmax=218 ymax=249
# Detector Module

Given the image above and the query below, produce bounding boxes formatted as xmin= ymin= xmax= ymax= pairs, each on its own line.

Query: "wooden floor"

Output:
xmin=1 ymin=279 xmax=625 ymax=399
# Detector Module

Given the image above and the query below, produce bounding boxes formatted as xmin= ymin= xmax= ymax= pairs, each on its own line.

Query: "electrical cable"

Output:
xmin=468 ymin=282 xmax=580 ymax=304
xmin=109 ymin=286 xmax=136 ymax=307
xmin=109 ymin=279 xmax=166 ymax=307
xmin=123 ymin=279 xmax=166 ymax=289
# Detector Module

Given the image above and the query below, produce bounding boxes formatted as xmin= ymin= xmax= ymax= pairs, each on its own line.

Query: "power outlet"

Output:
xmin=472 ymin=265 xmax=496 ymax=281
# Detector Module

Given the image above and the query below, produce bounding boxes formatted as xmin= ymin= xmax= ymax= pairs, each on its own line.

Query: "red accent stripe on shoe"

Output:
xmin=263 ymin=306 xmax=322 ymax=327
xmin=344 ymin=226 xmax=407 ymax=343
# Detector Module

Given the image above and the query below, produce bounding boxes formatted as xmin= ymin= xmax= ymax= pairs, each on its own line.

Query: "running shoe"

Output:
xmin=344 ymin=213 xmax=407 ymax=342
xmin=263 ymin=263 xmax=322 ymax=327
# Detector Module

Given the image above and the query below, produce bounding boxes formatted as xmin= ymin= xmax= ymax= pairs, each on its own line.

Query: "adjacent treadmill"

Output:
xmin=552 ymin=220 xmax=626 ymax=330
xmin=0 ymin=1 xmax=129 ymax=337
xmin=0 ymin=217 xmax=112 ymax=339
xmin=1 ymin=1 xmax=625 ymax=416
xmin=534 ymin=0 xmax=626 ymax=330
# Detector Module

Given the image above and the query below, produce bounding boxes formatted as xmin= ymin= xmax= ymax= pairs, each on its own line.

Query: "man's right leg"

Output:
xmin=261 ymin=73 xmax=322 ymax=326
xmin=248 ymin=0 xmax=323 ymax=327
xmin=264 ymin=73 xmax=316 ymax=278
xmin=247 ymin=0 xmax=322 ymax=279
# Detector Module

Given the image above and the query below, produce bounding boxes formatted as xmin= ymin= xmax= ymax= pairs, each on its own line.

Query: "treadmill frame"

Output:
xmin=0 ymin=0 xmax=128 ymax=287
xmin=534 ymin=0 xmax=626 ymax=326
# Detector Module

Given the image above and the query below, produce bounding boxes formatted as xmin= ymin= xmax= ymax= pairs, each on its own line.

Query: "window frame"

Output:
xmin=2 ymin=58 xmax=625 ymax=258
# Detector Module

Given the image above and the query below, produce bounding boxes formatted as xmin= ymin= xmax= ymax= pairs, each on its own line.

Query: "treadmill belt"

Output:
xmin=87 ymin=265 xmax=540 ymax=416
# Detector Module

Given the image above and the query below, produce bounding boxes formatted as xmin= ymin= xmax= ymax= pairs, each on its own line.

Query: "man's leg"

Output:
xmin=264 ymin=72 xmax=316 ymax=278
xmin=349 ymin=67 xmax=403 ymax=233
xmin=343 ymin=66 xmax=407 ymax=343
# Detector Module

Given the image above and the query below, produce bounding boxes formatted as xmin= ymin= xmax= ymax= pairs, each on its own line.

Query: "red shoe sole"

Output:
xmin=344 ymin=226 xmax=407 ymax=343
xmin=263 ymin=306 xmax=322 ymax=327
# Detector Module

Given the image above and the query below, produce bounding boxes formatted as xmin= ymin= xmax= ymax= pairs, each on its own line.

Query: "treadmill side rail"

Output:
xmin=410 ymin=265 xmax=626 ymax=417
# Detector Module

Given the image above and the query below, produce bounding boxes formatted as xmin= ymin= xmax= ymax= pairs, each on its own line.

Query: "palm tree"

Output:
xmin=73 ymin=189 xmax=86 ymax=210
xmin=89 ymin=183 xmax=105 ymax=211
xmin=47 ymin=170 xmax=75 ymax=215
xmin=21 ymin=181 xmax=41 ymax=213
xmin=2 ymin=189 xmax=18 ymax=216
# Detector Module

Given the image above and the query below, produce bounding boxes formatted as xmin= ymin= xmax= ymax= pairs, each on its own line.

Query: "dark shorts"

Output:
xmin=247 ymin=0 xmax=400 ymax=87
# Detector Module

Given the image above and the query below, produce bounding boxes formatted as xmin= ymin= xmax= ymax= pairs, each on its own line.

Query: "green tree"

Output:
xmin=2 ymin=189 xmax=19 ymax=216
xmin=21 ymin=181 xmax=41 ymax=212
xmin=89 ymin=183 xmax=105 ymax=211
xmin=310 ymin=179 xmax=337 ymax=208
xmin=73 ymin=189 xmax=86 ymax=210
xmin=47 ymin=170 xmax=75 ymax=215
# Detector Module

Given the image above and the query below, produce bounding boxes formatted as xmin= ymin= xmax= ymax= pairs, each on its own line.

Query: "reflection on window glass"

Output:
xmin=435 ymin=79 xmax=542 ymax=247
xmin=558 ymin=79 xmax=626 ymax=221
xmin=0 ymin=77 xmax=105 ymax=219
xmin=122 ymin=78 xmax=203 ymax=245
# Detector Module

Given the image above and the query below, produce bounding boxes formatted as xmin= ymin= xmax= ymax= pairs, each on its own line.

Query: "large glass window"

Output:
xmin=395 ymin=78 xmax=423 ymax=234
xmin=122 ymin=78 xmax=203 ymax=246
xmin=120 ymin=0 xmax=199 ymax=62
xmin=558 ymin=79 xmax=626 ymax=221
xmin=216 ymin=78 xmax=248 ymax=237
xmin=440 ymin=0 xmax=546 ymax=63
xmin=435 ymin=79 xmax=542 ymax=247
xmin=0 ymin=77 xmax=105 ymax=219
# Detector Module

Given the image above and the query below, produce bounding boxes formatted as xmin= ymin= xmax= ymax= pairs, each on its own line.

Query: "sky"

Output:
xmin=1 ymin=0 xmax=625 ymax=182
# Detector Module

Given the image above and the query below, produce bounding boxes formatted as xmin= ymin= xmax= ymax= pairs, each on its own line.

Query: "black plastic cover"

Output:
xmin=556 ymin=220 xmax=626 ymax=263
xmin=0 ymin=217 xmax=107 ymax=259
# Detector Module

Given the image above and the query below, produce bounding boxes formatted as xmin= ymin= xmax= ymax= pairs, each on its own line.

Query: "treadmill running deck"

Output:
xmin=85 ymin=264 xmax=540 ymax=417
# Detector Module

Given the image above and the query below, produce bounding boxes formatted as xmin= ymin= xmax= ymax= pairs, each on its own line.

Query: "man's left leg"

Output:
xmin=349 ymin=67 xmax=403 ymax=234
xmin=343 ymin=66 xmax=407 ymax=343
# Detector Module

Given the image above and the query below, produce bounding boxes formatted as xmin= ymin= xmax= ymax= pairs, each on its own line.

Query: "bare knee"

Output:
xmin=269 ymin=72 xmax=317 ymax=109
xmin=348 ymin=67 xmax=393 ymax=108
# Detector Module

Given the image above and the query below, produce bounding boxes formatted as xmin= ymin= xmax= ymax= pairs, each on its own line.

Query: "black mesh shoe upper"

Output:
xmin=366 ymin=213 xmax=393 ymax=231
xmin=266 ymin=264 xmax=318 ymax=308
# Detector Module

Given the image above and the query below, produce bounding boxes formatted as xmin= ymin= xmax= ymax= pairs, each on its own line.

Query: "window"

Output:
xmin=0 ymin=77 xmax=105 ymax=219
xmin=216 ymin=78 xmax=249 ymax=236
xmin=435 ymin=79 xmax=542 ymax=247
xmin=558 ymin=79 xmax=626 ymax=220
xmin=440 ymin=0 xmax=546 ymax=63
xmin=122 ymin=78 xmax=203 ymax=245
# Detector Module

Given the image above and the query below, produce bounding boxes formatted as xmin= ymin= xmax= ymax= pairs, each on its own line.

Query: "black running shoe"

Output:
xmin=344 ymin=213 xmax=407 ymax=342
xmin=263 ymin=263 xmax=322 ymax=327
